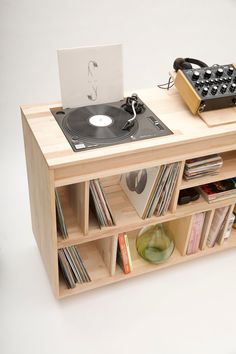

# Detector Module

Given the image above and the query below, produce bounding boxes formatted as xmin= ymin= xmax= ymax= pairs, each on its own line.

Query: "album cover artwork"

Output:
xmin=120 ymin=167 xmax=160 ymax=218
xmin=57 ymin=44 xmax=124 ymax=108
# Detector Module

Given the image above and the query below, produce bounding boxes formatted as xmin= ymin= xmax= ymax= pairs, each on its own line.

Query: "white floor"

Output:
xmin=1 ymin=1 xmax=236 ymax=353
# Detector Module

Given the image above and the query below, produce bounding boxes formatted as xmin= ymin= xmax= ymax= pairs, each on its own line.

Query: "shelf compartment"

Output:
xmin=207 ymin=203 xmax=236 ymax=247
xmin=59 ymin=228 xmax=236 ymax=298
xmin=59 ymin=235 xmax=118 ymax=297
xmin=58 ymin=181 xmax=236 ymax=248
xmin=180 ymin=150 xmax=236 ymax=190
xmin=56 ymin=182 xmax=89 ymax=243
xmin=115 ymin=228 xmax=236 ymax=277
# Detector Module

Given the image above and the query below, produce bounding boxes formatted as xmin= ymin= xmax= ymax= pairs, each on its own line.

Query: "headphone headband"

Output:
xmin=173 ymin=57 xmax=208 ymax=71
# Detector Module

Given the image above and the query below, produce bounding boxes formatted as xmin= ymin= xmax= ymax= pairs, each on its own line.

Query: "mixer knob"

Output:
xmin=230 ymin=83 xmax=236 ymax=92
xmin=220 ymin=84 xmax=227 ymax=93
xmin=209 ymin=79 xmax=214 ymax=85
xmin=192 ymin=70 xmax=200 ymax=80
xmin=195 ymin=81 xmax=200 ymax=87
xmin=228 ymin=66 xmax=234 ymax=76
xmin=227 ymin=76 xmax=232 ymax=82
xmin=202 ymin=87 xmax=209 ymax=96
xmin=211 ymin=85 xmax=218 ymax=95
xmin=216 ymin=68 xmax=224 ymax=77
xmin=204 ymin=69 xmax=212 ymax=79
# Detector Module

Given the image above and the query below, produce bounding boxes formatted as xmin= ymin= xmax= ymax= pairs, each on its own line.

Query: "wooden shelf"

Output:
xmin=180 ymin=150 xmax=236 ymax=190
xmin=59 ymin=228 xmax=236 ymax=298
xmin=57 ymin=182 xmax=236 ymax=249
xmin=59 ymin=241 xmax=111 ymax=298
xmin=21 ymin=88 xmax=236 ymax=299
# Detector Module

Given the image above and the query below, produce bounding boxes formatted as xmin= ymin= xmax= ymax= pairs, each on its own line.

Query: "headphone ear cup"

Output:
xmin=181 ymin=62 xmax=192 ymax=70
xmin=173 ymin=58 xmax=185 ymax=71
xmin=173 ymin=58 xmax=193 ymax=71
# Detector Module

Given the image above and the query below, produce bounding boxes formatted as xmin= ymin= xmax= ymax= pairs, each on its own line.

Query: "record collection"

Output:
xmin=120 ymin=162 xmax=181 ymax=219
xmin=58 ymin=246 xmax=91 ymax=289
xmin=90 ymin=179 xmax=115 ymax=227
xmin=55 ymin=190 xmax=68 ymax=239
xmin=198 ymin=177 xmax=236 ymax=203
xmin=184 ymin=154 xmax=223 ymax=180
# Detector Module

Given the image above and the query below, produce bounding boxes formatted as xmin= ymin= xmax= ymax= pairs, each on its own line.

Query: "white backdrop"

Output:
xmin=1 ymin=1 xmax=236 ymax=353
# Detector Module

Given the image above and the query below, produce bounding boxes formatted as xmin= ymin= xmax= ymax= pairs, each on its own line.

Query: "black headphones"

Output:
xmin=173 ymin=57 xmax=208 ymax=71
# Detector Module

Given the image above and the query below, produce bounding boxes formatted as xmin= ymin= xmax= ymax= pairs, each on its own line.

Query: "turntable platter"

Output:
xmin=62 ymin=105 xmax=138 ymax=143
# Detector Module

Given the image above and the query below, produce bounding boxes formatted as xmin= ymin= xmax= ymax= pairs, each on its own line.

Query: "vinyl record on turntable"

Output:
xmin=62 ymin=104 xmax=138 ymax=143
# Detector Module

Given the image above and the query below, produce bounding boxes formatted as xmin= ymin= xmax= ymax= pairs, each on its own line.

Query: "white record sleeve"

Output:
xmin=57 ymin=44 xmax=124 ymax=108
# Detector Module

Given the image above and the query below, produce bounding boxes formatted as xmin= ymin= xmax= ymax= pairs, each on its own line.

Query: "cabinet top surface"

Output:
xmin=21 ymin=87 xmax=236 ymax=169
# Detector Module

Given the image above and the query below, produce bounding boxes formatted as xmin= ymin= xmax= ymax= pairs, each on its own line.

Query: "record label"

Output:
xmin=89 ymin=115 xmax=113 ymax=127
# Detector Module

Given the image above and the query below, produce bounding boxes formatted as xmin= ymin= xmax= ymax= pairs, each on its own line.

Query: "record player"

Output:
xmin=51 ymin=94 xmax=173 ymax=152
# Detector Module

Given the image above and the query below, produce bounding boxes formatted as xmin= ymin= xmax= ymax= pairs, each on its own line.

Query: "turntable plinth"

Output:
xmin=21 ymin=87 xmax=236 ymax=298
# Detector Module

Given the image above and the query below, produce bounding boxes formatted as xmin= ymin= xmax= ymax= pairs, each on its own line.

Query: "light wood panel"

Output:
xmin=53 ymin=135 xmax=236 ymax=186
xmin=199 ymin=107 xmax=236 ymax=127
xmin=174 ymin=70 xmax=201 ymax=114
xmin=59 ymin=228 xmax=236 ymax=298
xmin=57 ymin=180 xmax=236 ymax=248
xmin=70 ymin=182 xmax=89 ymax=234
xmin=180 ymin=150 xmax=236 ymax=190
xmin=96 ymin=235 xmax=118 ymax=276
xmin=21 ymin=87 xmax=236 ymax=170
xmin=21 ymin=87 xmax=236 ymax=299
xmin=166 ymin=216 xmax=193 ymax=256
xmin=22 ymin=114 xmax=59 ymax=297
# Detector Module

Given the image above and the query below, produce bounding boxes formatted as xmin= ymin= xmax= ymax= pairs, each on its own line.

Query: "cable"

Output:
xmin=157 ymin=75 xmax=174 ymax=90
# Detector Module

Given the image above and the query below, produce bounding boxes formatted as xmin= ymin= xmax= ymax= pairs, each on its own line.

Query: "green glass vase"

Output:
xmin=136 ymin=223 xmax=175 ymax=264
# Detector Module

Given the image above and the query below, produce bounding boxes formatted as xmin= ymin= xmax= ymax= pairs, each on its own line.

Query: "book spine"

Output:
xmin=192 ymin=213 xmax=205 ymax=253
xmin=187 ymin=215 xmax=197 ymax=255
xmin=118 ymin=233 xmax=131 ymax=274
xmin=207 ymin=206 xmax=230 ymax=247
xmin=124 ymin=233 xmax=133 ymax=271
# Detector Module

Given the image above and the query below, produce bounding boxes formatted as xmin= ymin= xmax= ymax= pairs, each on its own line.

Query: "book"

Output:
xmin=223 ymin=213 xmax=235 ymax=240
xmin=187 ymin=212 xmax=205 ymax=255
xmin=198 ymin=178 xmax=236 ymax=203
xmin=207 ymin=206 xmax=230 ymax=247
xmin=117 ymin=233 xmax=132 ymax=274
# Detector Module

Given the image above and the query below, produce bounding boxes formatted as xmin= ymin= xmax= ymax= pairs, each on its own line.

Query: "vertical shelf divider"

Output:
xmin=165 ymin=215 xmax=193 ymax=256
xmin=169 ymin=160 xmax=185 ymax=213
xmin=70 ymin=181 xmax=90 ymax=235
xmin=96 ymin=235 xmax=118 ymax=276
